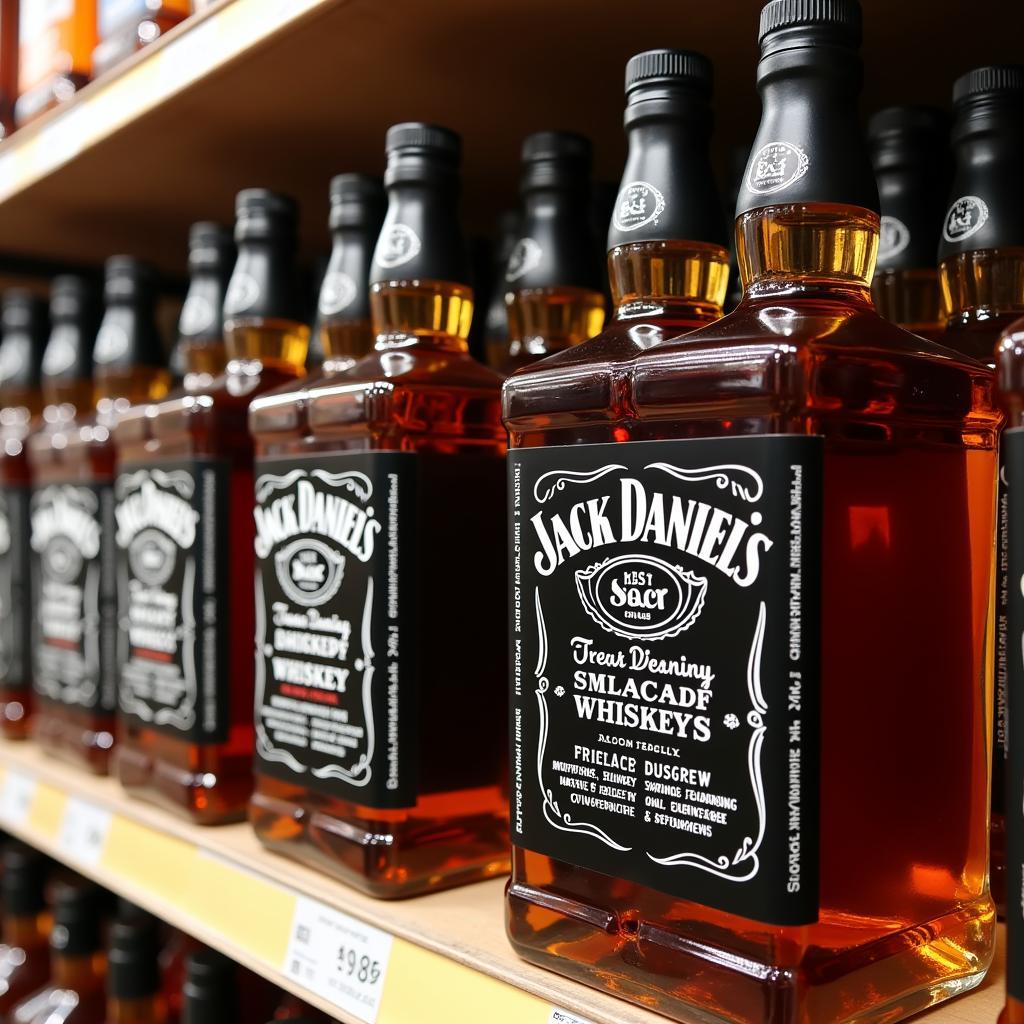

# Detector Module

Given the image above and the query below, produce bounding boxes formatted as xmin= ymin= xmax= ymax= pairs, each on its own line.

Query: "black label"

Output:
xmin=0 ymin=484 xmax=31 ymax=690
xmin=115 ymin=462 xmax=229 ymax=742
xmin=1005 ymin=428 xmax=1024 ymax=999
xmin=509 ymin=435 xmax=822 ymax=926
xmin=31 ymin=482 xmax=117 ymax=712
xmin=997 ymin=451 xmax=1009 ymax=820
xmin=253 ymin=453 xmax=417 ymax=808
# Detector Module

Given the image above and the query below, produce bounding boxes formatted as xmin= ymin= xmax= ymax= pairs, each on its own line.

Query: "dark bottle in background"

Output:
xmin=249 ymin=123 xmax=508 ymax=897
xmin=868 ymin=106 xmax=949 ymax=339
xmin=106 ymin=912 xmax=166 ymax=1024
xmin=114 ymin=193 xmax=308 ymax=824
xmin=0 ymin=290 xmax=48 ymax=739
xmin=181 ymin=950 xmax=236 ymax=1024
xmin=499 ymin=132 xmax=605 ymax=373
xmin=939 ymin=66 xmax=1024 ymax=363
xmin=31 ymin=259 xmax=168 ymax=775
xmin=170 ymin=222 xmax=234 ymax=389
xmin=0 ymin=842 xmax=51 ymax=1015
xmin=482 ymin=209 xmax=519 ymax=369
xmin=504 ymin=5 xmax=997 ymax=1020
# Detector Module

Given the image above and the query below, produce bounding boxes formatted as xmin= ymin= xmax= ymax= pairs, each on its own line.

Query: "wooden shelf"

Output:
xmin=0 ymin=0 xmax=1020 ymax=278
xmin=0 ymin=741 xmax=1006 ymax=1024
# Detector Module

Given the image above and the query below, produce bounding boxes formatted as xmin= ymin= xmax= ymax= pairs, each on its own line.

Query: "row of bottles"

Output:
xmin=0 ymin=839 xmax=329 ymax=1022
xmin=0 ymin=0 xmax=1021 ymax=1021
xmin=0 ymin=0 xmax=201 ymax=135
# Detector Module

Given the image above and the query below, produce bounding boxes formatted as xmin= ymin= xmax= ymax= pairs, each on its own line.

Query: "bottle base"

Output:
xmin=115 ymin=743 xmax=249 ymax=826
xmin=506 ymin=883 xmax=995 ymax=1024
xmin=250 ymin=786 xmax=511 ymax=899
xmin=31 ymin=708 xmax=113 ymax=775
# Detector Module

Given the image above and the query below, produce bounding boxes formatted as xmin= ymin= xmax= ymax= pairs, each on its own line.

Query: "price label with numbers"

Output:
xmin=0 ymin=770 xmax=36 ymax=825
xmin=57 ymin=798 xmax=112 ymax=866
xmin=282 ymin=896 xmax=392 ymax=1023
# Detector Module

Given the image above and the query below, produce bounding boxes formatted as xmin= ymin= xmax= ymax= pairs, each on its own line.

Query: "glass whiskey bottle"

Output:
xmin=92 ymin=0 xmax=190 ymax=77
xmin=867 ymin=105 xmax=949 ymax=340
xmin=249 ymin=123 xmax=508 ymax=897
xmin=0 ymin=290 xmax=48 ymax=739
xmin=114 ymin=192 xmax=309 ymax=824
xmin=504 ymin=3 xmax=998 ymax=1021
xmin=940 ymin=65 xmax=1024 ymax=916
xmin=31 ymin=258 xmax=169 ymax=774
xmin=106 ymin=914 xmax=166 ymax=1024
xmin=483 ymin=210 xmax=520 ymax=370
xmin=0 ymin=843 xmax=51 ymax=1015
xmin=15 ymin=0 xmax=97 ymax=126
xmin=499 ymin=131 xmax=605 ymax=374
xmin=999 ymin=315 xmax=1024 ymax=1024
xmin=314 ymin=174 xmax=385 ymax=372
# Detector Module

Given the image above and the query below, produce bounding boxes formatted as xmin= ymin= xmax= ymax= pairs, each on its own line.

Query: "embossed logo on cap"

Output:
xmin=878 ymin=216 xmax=911 ymax=262
xmin=613 ymin=181 xmax=666 ymax=233
xmin=374 ymin=224 xmax=422 ymax=269
xmin=505 ymin=238 xmax=543 ymax=282
xmin=943 ymin=195 xmax=989 ymax=243
xmin=747 ymin=142 xmax=810 ymax=195
xmin=318 ymin=271 xmax=358 ymax=317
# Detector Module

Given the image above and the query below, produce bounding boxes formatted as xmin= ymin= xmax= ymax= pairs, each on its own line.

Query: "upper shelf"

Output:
xmin=0 ymin=741 xmax=1006 ymax=1024
xmin=0 ymin=0 xmax=1020 ymax=277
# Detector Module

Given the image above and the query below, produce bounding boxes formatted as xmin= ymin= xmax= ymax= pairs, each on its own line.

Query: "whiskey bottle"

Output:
xmin=13 ymin=883 xmax=106 ymax=1024
xmin=500 ymin=132 xmax=604 ymax=373
xmin=181 ymin=950 xmax=237 ymax=1024
xmin=15 ymin=0 xmax=97 ymax=126
xmin=31 ymin=259 xmax=168 ymax=774
xmin=93 ymin=0 xmax=190 ymax=77
xmin=314 ymin=174 xmax=385 ymax=372
xmin=499 ymin=48 xmax=728 ymax=411
xmin=504 ymin=3 xmax=998 ymax=1021
xmin=106 ymin=913 xmax=166 ymax=1024
xmin=868 ymin=106 xmax=949 ymax=339
xmin=940 ymin=65 xmax=1024 ymax=915
xmin=114 ymin=191 xmax=308 ymax=823
xmin=1000 ymin=316 xmax=1024 ymax=1024
xmin=0 ymin=843 xmax=51 ymax=1016
xmin=249 ymin=123 xmax=508 ymax=897
xmin=0 ymin=290 xmax=48 ymax=739
xmin=483 ymin=209 xmax=519 ymax=369
xmin=170 ymin=221 xmax=234 ymax=389
xmin=940 ymin=67 xmax=1024 ymax=362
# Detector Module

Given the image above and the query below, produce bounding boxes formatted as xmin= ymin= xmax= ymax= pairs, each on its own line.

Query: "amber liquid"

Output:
xmin=872 ymin=267 xmax=945 ymax=341
xmin=106 ymin=996 xmax=167 ymax=1024
xmin=321 ymin=317 xmax=375 ymax=370
xmin=505 ymin=204 xmax=997 ymax=1023
xmin=115 ymin=318 xmax=306 ymax=824
xmin=0 ymin=915 xmax=51 ymax=1015
xmin=14 ymin=952 xmax=107 ymax=1024
xmin=500 ymin=286 xmax=606 ymax=374
xmin=249 ymin=279 xmax=510 ymax=898
xmin=0 ymin=386 xmax=41 ymax=738
xmin=31 ymin=370 xmax=169 ymax=774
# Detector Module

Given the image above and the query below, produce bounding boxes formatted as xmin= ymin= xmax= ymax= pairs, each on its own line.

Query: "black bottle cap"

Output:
xmin=234 ymin=189 xmax=298 ymax=243
xmin=625 ymin=48 xmax=712 ymax=96
xmin=939 ymin=64 xmax=1024 ymax=259
xmin=0 ymin=288 xmax=49 ymax=392
xmin=329 ymin=174 xmax=386 ymax=231
xmin=43 ymin=275 xmax=100 ymax=382
xmin=518 ymin=131 xmax=591 ymax=193
xmin=50 ymin=275 xmax=99 ymax=324
xmin=868 ymin=106 xmax=950 ymax=271
xmin=50 ymin=882 xmax=103 ymax=956
xmin=188 ymin=221 xmax=235 ymax=273
xmin=736 ymin=0 xmax=876 ymax=219
xmin=104 ymin=256 xmax=158 ymax=303
xmin=108 ymin=914 xmax=161 ymax=999
xmin=608 ymin=48 xmax=726 ymax=250
xmin=382 ymin=122 xmax=461 ymax=189
xmin=1 ymin=842 xmax=47 ymax=917
xmin=183 ymin=949 xmax=237 ymax=1024
xmin=758 ymin=0 xmax=861 ymax=46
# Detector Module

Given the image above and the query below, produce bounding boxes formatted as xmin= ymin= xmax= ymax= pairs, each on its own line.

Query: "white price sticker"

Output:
xmin=282 ymin=896 xmax=392 ymax=1023
xmin=0 ymin=770 xmax=36 ymax=825
xmin=548 ymin=1010 xmax=597 ymax=1024
xmin=57 ymin=798 xmax=112 ymax=866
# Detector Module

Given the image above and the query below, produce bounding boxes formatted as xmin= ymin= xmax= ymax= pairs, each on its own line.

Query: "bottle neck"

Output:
xmin=43 ymin=377 xmax=93 ymax=415
xmin=95 ymin=366 xmax=170 ymax=409
xmin=871 ymin=266 xmax=943 ymax=333
xmin=940 ymin=246 xmax=1024 ymax=329
xmin=370 ymin=280 xmax=473 ymax=353
xmin=108 ymin=995 xmax=163 ymax=1024
xmin=736 ymin=203 xmax=879 ymax=303
xmin=178 ymin=272 xmax=228 ymax=375
xmin=52 ymin=951 xmax=104 ymax=992
xmin=505 ymin=286 xmax=605 ymax=361
xmin=2 ymin=912 xmax=48 ymax=949
xmin=609 ymin=238 xmax=729 ymax=324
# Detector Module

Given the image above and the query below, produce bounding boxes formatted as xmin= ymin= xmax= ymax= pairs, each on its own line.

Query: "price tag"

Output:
xmin=548 ymin=1010 xmax=597 ymax=1024
xmin=0 ymin=770 xmax=36 ymax=825
xmin=282 ymin=896 xmax=392 ymax=1023
xmin=57 ymin=798 xmax=112 ymax=866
